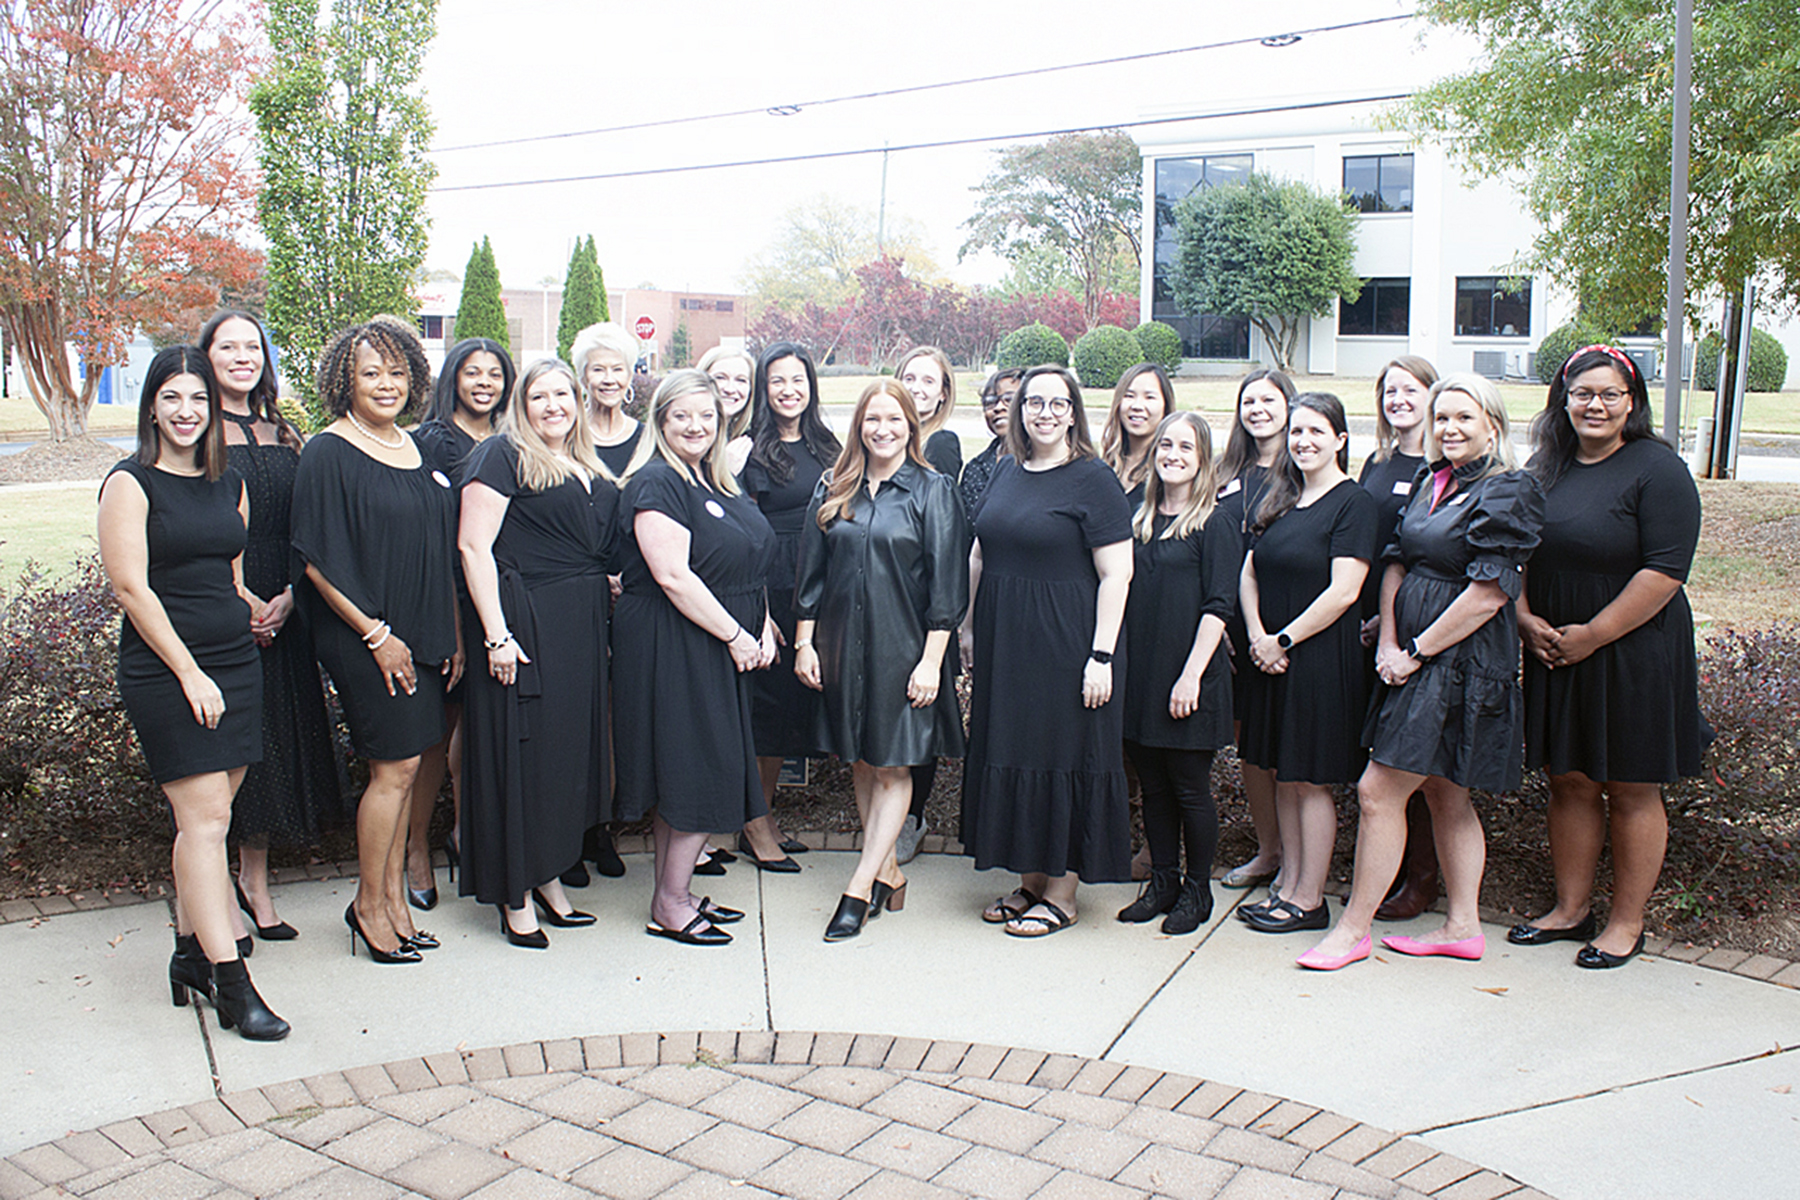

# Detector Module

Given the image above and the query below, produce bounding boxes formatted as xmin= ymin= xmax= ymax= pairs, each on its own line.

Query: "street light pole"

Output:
xmin=1662 ymin=0 xmax=1692 ymax=443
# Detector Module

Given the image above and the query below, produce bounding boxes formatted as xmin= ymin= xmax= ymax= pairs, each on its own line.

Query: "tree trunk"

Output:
xmin=1249 ymin=315 xmax=1293 ymax=374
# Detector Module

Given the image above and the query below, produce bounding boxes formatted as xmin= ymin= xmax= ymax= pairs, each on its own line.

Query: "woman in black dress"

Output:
xmin=1299 ymin=375 xmax=1542 ymax=970
xmin=956 ymin=367 xmax=1023 ymax=518
xmin=406 ymin=336 xmax=513 ymax=908
xmin=575 ymin=322 xmax=644 ymax=476
xmin=1237 ymin=393 xmax=1376 ymax=935
xmin=291 ymin=320 xmax=461 ymax=965
xmin=1356 ymin=356 xmax=1440 ymax=921
xmin=1215 ymin=370 xmax=1294 ymax=892
xmin=1509 ymin=345 xmax=1708 ymax=969
xmin=614 ymin=370 xmax=777 ymax=944
xmin=98 ymin=346 xmax=287 ymax=1039
xmin=1116 ymin=411 xmax=1240 ymax=936
xmin=1099 ymin=363 xmax=1172 ymax=503
xmin=459 ymin=358 xmax=615 ymax=948
xmin=793 ymin=379 xmax=970 ymax=940
xmin=961 ymin=364 xmax=1135 ymax=936
xmin=200 ymin=311 xmax=342 ymax=945
xmin=699 ymin=344 xmax=756 ymax=475
xmin=741 ymin=341 xmax=841 ymax=868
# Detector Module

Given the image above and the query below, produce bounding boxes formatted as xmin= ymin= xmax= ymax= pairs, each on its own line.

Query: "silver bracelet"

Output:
xmin=366 ymin=625 xmax=391 ymax=652
xmin=484 ymin=633 xmax=514 ymax=651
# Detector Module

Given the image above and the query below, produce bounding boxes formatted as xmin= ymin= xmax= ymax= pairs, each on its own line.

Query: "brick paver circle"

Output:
xmin=0 ymin=1030 xmax=1555 ymax=1200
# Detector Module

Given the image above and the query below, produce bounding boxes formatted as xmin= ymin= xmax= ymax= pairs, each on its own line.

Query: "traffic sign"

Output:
xmin=634 ymin=315 xmax=656 ymax=340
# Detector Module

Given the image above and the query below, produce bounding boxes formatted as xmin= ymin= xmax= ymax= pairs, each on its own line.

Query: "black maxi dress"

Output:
xmin=415 ymin=419 xmax=486 ymax=705
xmin=109 ymin=460 xmax=263 ymax=783
xmin=612 ymin=459 xmax=776 ymax=833
xmin=1364 ymin=461 xmax=1544 ymax=790
xmin=743 ymin=437 xmax=828 ymax=757
xmin=458 ymin=439 xmax=619 ymax=908
xmin=961 ymin=456 xmax=1134 ymax=881
xmin=1238 ymin=480 xmax=1377 ymax=785
xmin=1121 ymin=507 xmax=1241 ymax=755
xmin=290 ymin=433 xmax=459 ymax=761
xmin=221 ymin=417 xmax=343 ymax=843
xmin=1523 ymin=439 xmax=1709 ymax=782
xmin=793 ymin=462 xmax=970 ymax=767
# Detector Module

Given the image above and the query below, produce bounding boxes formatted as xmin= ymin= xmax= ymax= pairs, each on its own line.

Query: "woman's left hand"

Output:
xmin=1547 ymin=622 xmax=1601 ymax=667
xmin=608 ymin=573 xmax=623 ymax=600
xmin=1375 ymin=641 xmax=1419 ymax=686
xmin=1249 ymin=633 xmax=1288 ymax=674
xmin=445 ymin=645 xmax=465 ymax=689
xmin=795 ymin=644 xmax=823 ymax=690
xmin=1168 ymin=671 xmax=1200 ymax=719
xmin=906 ymin=658 xmax=939 ymax=709
xmin=1081 ymin=657 xmax=1113 ymax=708
xmin=757 ymin=618 xmax=779 ymax=669
xmin=250 ymin=588 xmax=294 ymax=645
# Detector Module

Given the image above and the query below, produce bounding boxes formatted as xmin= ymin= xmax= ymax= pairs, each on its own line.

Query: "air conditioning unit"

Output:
xmin=1471 ymin=351 xmax=1506 ymax=378
xmin=1627 ymin=347 xmax=1659 ymax=383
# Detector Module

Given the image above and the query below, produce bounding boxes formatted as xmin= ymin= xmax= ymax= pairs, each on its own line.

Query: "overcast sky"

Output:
xmin=419 ymin=0 xmax=1449 ymax=295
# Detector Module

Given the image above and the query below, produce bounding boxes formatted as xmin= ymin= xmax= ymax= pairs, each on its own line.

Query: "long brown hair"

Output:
xmin=1217 ymin=368 xmax=1295 ymax=481
xmin=135 ymin=345 xmax=227 ymax=481
xmin=1253 ymin=392 xmax=1349 ymax=532
xmin=1132 ymin=411 xmax=1218 ymax=543
xmin=1101 ymin=362 xmax=1174 ymax=489
xmin=816 ymin=379 xmax=928 ymax=529
xmin=1371 ymin=355 xmax=1438 ymax=462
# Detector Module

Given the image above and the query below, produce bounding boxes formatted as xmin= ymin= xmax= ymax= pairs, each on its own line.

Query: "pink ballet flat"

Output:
xmin=1296 ymin=936 xmax=1371 ymax=971
xmin=1381 ymin=933 xmax=1485 ymax=960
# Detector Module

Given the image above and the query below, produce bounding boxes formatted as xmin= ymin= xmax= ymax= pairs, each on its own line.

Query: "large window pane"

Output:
xmin=1342 ymin=153 xmax=1413 ymax=213
xmin=1152 ymin=153 xmax=1255 ymax=347
xmin=1454 ymin=276 xmax=1532 ymax=337
xmin=1338 ymin=278 xmax=1410 ymax=336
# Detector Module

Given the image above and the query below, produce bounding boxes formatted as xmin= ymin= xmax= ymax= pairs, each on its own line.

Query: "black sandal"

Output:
xmin=1004 ymin=900 xmax=1077 ymax=938
xmin=982 ymin=887 xmax=1040 ymax=924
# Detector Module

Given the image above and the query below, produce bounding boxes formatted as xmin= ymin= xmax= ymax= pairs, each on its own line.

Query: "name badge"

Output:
xmin=1449 ymin=492 xmax=1471 ymax=506
xmin=705 ymin=499 xmax=726 ymax=519
xmin=431 ymin=470 xmax=452 ymax=488
xmin=1391 ymin=480 xmax=1412 ymax=495
xmin=1219 ymin=478 xmax=1242 ymax=498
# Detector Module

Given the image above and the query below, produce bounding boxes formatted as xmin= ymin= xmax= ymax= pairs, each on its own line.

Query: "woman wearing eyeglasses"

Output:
xmin=957 ymin=368 xmax=1023 ymax=518
xmin=1509 ymin=345 xmax=1707 ymax=969
xmin=961 ymin=365 xmax=1134 ymax=937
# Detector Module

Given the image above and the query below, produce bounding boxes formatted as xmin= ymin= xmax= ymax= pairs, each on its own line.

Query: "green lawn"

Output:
xmin=0 ymin=483 xmax=100 ymax=584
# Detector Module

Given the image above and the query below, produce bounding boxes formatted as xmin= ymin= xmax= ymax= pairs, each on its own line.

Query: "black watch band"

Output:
xmin=1407 ymin=636 xmax=1430 ymax=662
xmin=1275 ymin=631 xmax=1292 ymax=650
xmin=1088 ymin=649 xmax=1114 ymax=665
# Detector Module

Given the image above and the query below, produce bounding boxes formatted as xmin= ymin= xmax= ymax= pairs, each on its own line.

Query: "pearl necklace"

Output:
xmin=346 ymin=410 xmax=404 ymax=449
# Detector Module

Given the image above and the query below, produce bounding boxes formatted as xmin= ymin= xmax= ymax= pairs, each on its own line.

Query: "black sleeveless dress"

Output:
xmin=743 ymin=437 xmax=828 ymax=757
xmin=109 ymin=460 xmax=263 ymax=784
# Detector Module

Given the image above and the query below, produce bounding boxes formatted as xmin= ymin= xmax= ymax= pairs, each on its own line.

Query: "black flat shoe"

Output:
xmin=693 ymin=853 xmax=727 ymax=877
xmin=1243 ymin=898 xmax=1329 ymax=933
xmin=740 ymin=831 xmax=807 ymax=861
xmin=741 ymin=847 xmax=801 ymax=873
xmin=1507 ymin=911 xmax=1598 ymax=946
xmin=646 ymin=913 xmax=731 ymax=945
xmin=407 ymin=885 xmax=438 ymax=911
xmin=1575 ymin=932 xmax=1645 ymax=970
xmin=1235 ymin=892 xmax=1284 ymax=923
xmin=499 ymin=908 xmax=549 ymax=949
xmin=561 ymin=861 xmax=591 ymax=888
xmin=532 ymin=888 xmax=596 ymax=927
xmin=235 ymin=882 xmax=299 ymax=940
xmin=587 ymin=827 xmax=626 ymax=878
xmin=696 ymin=897 xmax=744 ymax=924
xmin=709 ymin=847 xmax=738 ymax=864
xmin=824 ymin=894 xmax=869 ymax=941
xmin=779 ymin=837 xmax=809 ymax=855
xmin=345 ymin=904 xmax=422 ymax=964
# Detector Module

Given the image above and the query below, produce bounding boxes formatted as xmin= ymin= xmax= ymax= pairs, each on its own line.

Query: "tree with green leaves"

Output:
xmin=961 ymin=131 xmax=1142 ymax=332
xmin=252 ymin=0 xmax=437 ymax=413
xmin=453 ymin=237 xmax=507 ymax=347
xmin=1169 ymin=174 xmax=1360 ymax=374
xmin=557 ymin=236 xmax=607 ymax=363
xmin=1405 ymin=0 xmax=1800 ymax=335
xmin=742 ymin=194 xmax=938 ymax=318
xmin=668 ymin=320 xmax=692 ymax=369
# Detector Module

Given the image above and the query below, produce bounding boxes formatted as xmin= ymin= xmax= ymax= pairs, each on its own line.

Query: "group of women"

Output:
xmin=102 ymin=315 xmax=1708 ymax=1042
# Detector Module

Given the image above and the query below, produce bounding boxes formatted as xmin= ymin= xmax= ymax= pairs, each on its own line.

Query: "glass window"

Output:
xmin=1338 ymin=278 xmax=1410 ymax=336
xmin=1342 ymin=154 xmax=1414 ymax=213
xmin=1455 ymin=276 xmax=1533 ymax=337
xmin=418 ymin=315 xmax=445 ymax=340
xmin=1151 ymin=153 xmax=1254 ymax=358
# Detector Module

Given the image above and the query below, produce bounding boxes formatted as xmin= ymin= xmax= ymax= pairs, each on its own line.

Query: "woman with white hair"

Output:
xmin=573 ymin=322 xmax=644 ymax=477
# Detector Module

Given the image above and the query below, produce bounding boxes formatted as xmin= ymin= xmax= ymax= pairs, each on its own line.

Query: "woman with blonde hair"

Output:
xmin=1299 ymin=374 xmax=1541 ymax=969
xmin=897 ymin=345 xmax=962 ymax=480
xmin=793 ymin=379 xmax=969 ymax=940
xmin=1100 ymin=363 xmax=1173 ymax=501
xmin=698 ymin=344 xmax=756 ymax=475
xmin=458 ymin=358 xmax=619 ymax=948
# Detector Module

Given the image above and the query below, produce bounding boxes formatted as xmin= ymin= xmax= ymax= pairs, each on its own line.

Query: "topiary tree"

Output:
xmin=1071 ymin=325 xmax=1143 ymax=388
xmin=557 ymin=235 xmax=607 ymax=363
xmin=1534 ymin=320 xmax=1617 ymax=385
xmin=453 ymin=236 xmax=507 ymax=347
xmin=667 ymin=319 xmax=692 ymax=369
xmin=1132 ymin=320 xmax=1183 ymax=372
xmin=996 ymin=322 xmax=1070 ymax=369
xmin=1695 ymin=327 xmax=1789 ymax=392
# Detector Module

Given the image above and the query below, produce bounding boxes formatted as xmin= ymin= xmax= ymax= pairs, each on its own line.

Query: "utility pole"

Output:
xmin=877 ymin=143 xmax=890 ymax=256
xmin=1661 ymin=0 xmax=1691 ymax=443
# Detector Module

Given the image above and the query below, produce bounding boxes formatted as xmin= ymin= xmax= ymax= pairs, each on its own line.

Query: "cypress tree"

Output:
xmin=557 ymin=235 xmax=607 ymax=363
xmin=668 ymin=319 xmax=692 ymax=368
xmin=453 ymin=237 xmax=508 ymax=346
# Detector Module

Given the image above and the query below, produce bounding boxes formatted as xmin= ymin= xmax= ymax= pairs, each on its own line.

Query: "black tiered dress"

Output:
xmin=414 ymin=419 xmax=485 ymax=705
xmin=961 ymin=456 xmax=1134 ymax=881
xmin=222 ymin=415 xmax=342 ymax=843
xmin=612 ymin=460 xmax=776 ymax=833
xmin=109 ymin=460 xmax=263 ymax=783
xmin=1364 ymin=462 xmax=1543 ymax=790
xmin=1237 ymin=480 xmax=1377 ymax=786
xmin=458 ymin=439 xmax=619 ymax=908
xmin=1523 ymin=439 xmax=1709 ymax=782
xmin=743 ymin=437 xmax=828 ymax=757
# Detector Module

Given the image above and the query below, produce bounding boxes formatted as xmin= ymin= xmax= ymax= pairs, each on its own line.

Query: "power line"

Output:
xmin=432 ymin=92 xmax=1414 ymax=194
xmin=429 ymin=13 xmax=1416 ymax=155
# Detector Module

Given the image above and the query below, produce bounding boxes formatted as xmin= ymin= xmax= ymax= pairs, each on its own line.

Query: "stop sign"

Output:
xmin=634 ymin=315 xmax=656 ymax=340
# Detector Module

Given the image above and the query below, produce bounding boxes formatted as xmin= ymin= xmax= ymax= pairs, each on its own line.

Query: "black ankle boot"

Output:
xmin=1117 ymin=867 xmax=1181 ymax=923
xmin=1162 ymin=874 xmax=1215 ymax=935
xmin=586 ymin=826 xmax=626 ymax=878
xmin=212 ymin=958 xmax=290 ymax=1041
xmin=823 ymin=894 xmax=870 ymax=941
xmin=169 ymin=933 xmax=213 ymax=1007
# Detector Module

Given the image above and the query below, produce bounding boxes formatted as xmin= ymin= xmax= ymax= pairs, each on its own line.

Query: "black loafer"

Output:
xmin=1506 ymin=911 xmax=1597 ymax=946
xmin=646 ymin=914 xmax=731 ymax=945
xmin=1243 ymin=898 xmax=1329 ymax=933
xmin=1575 ymin=932 xmax=1645 ymax=970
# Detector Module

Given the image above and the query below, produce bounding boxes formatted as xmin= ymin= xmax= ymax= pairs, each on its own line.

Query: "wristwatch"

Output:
xmin=1275 ymin=631 xmax=1293 ymax=650
xmin=1406 ymin=636 xmax=1431 ymax=662
xmin=1088 ymin=649 xmax=1114 ymax=665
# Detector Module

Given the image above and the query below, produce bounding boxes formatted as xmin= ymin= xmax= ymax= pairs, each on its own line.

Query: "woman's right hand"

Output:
xmin=795 ymin=644 xmax=823 ymax=690
xmin=1519 ymin=610 xmax=1559 ymax=667
xmin=958 ymin=628 xmax=975 ymax=673
xmin=487 ymin=637 xmax=530 ymax=686
xmin=1359 ymin=614 xmax=1380 ymax=647
xmin=727 ymin=628 xmax=761 ymax=672
xmin=178 ymin=668 xmax=226 ymax=729
xmin=373 ymin=634 xmax=416 ymax=696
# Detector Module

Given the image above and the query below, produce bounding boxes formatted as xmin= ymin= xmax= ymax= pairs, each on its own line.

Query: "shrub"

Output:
xmin=1534 ymin=321 xmax=1615 ymax=385
xmin=1133 ymin=320 xmax=1183 ymax=371
xmin=1071 ymin=325 xmax=1143 ymax=389
xmin=1670 ymin=623 xmax=1800 ymax=823
xmin=995 ymin=322 xmax=1069 ymax=370
xmin=1694 ymin=327 xmax=1789 ymax=393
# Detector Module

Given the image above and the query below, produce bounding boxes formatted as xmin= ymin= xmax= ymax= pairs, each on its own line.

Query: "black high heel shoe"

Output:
xmin=443 ymin=833 xmax=460 ymax=884
xmin=531 ymin=888 xmax=595 ymax=927
xmin=170 ymin=933 xmax=214 ymax=1007
xmin=344 ymin=903 xmax=422 ymax=964
xmin=212 ymin=958 xmax=290 ymax=1041
xmin=407 ymin=882 xmax=438 ymax=911
xmin=824 ymin=894 xmax=870 ymax=941
xmin=237 ymin=934 xmax=255 ymax=960
xmin=401 ymin=929 xmax=440 ymax=951
xmin=235 ymin=881 xmax=299 ymax=940
xmin=500 ymin=907 xmax=549 ymax=949
xmin=867 ymin=878 xmax=907 ymax=923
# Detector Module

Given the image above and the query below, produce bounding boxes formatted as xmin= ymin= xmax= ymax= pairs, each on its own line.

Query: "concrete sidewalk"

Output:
xmin=3 ymin=851 xmax=1797 ymax=1200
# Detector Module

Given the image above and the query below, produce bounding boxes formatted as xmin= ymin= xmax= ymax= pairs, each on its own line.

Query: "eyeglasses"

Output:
xmin=1567 ymin=388 xmax=1631 ymax=408
xmin=979 ymin=393 xmax=1005 ymax=410
xmin=1021 ymin=396 xmax=1072 ymax=415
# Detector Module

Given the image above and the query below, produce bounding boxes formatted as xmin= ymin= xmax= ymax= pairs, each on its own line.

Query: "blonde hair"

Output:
xmin=897 ymin=345 xmax=955 ymax=436
xmin=623 ymin=368 xmax=741 ymax=494
xmin=1133 ymin=411 xmax=1218 ymax=543
xmin=1102 ymin=363 xmax=1174 ymax=490
xmin=1427 ymin=372 xmax=1516 ymax=479
xmin=696 ymin=344 xmax=756 ymax=439
xmin=501 ymin=359 xmax=609 ymax=492
xmin=1372 ymin=356 xmax=1439 ymax=462
xmin=816 ymin=380 xmax=928 ymax=529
